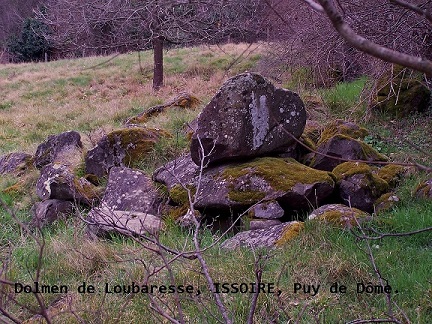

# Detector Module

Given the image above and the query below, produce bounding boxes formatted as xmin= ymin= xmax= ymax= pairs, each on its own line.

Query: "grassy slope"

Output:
xmin=0 ymin=43 xmax=431 ymax=323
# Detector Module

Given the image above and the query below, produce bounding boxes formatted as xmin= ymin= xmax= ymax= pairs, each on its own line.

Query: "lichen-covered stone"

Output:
xmin=34 ymin=131 xmax=82 ymax=169
xmin=0 ymin=152 xmax=33 ymax=176
xmin=85 ymin=127 xmax=167 ymax=177
xmin=414 ymin=179 xmax=432 ymax=199
xmin=100 ymin=166 xmax=161 ymax=214
xmin=221 ymin=221 xmax=301 ymax=249
xmin=308 ymin=204 xmax=370 ymax=227
xmin=194 ymin=157 xmax=335 ymax=210
xmin=333 ymin=162 xmax=390 ymax=213
xmin=190 ymin=72 xmax=306 ymax=165
xmin=311 ymin=134 xmax=387 ymax=171
xmin=36 ymin=163 xmax=101 ymax=205
xmin=87 ymin=208 xmax=163 ymax=237
xmin=29 ymin=199 xmax=74 ymax=228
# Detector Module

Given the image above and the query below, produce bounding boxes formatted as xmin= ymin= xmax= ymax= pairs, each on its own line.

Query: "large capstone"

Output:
xmin=190 ymin=73 xmax=306 ymax=166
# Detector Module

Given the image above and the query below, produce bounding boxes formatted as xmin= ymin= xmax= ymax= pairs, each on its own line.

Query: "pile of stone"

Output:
xmin=0 ymin=72 xmax=416 ymax=249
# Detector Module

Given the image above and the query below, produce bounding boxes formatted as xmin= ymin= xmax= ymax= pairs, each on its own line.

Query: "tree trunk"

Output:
xmin=152 ymin=36 xmax=164 ymax=90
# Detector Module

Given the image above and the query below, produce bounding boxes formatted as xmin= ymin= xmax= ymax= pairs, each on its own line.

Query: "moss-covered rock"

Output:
xmin=317 ymin=119 xmax=368 ymax=146
xmin=311 ymin=134 xmax=387 ymax=171
xmin=374 ymin=65 xmax=430 ymax=117
xmin=332 ymin=162 xmax=390 ymax=213
xmin=194 ymin=157 xmax=335 ymax=211
xmin=374 ymin=192 xmax=400 ymax=213
xmin=85 ymin=126 xmax=169 ymax=177
xmin=308 ymin=204 xmax=370 ymax=227
xmin=275 ymin=221 xmax=304 ymax=246
xmin=375 ymin=164 xmax=405 ymax=188
xmin=414 ymin=179 xmax=432 ymax=199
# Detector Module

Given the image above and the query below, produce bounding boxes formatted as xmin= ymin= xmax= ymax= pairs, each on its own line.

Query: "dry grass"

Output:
xmin=0 ymin=43 xmax=265 ymax=155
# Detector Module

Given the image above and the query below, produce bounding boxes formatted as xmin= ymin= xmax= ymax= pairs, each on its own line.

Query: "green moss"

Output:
xmin=169 ymin=184 xmax=196 ymax=205
xmin=300 ymin=135 xmax=317 ymax=151
xmin=318 ymin=120 xmax=368 ymax=145
xmin=228 ymin=191 xmax=266 ymax=203
xmin=167 ymin=204 xmax=189 ymax=220
xmin=222 ymin=157 xmax=334 ymax=192
xmin=374 ymin=192 xmax=399 ymax=213
xmin=360 ymin=141 xmax=388 ymax=162
xmin=333 ymin=162 xmax=389 ymax=195
xmin=332 ymin=162 xmax=371 ymax=181
xmin=107 ymin=127 xmax=169 ymax=165
xmin=376 ymin=164 xmax=405 ymax=187
xmin=275 ymin=222 xmax=304 ymax=246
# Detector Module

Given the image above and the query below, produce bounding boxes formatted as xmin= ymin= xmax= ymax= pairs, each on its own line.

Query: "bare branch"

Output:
xmin=316 ymin=0 xmax=432 ymax=75
xmin=302 ymin=0 xmax=324 ymax=12
xmin=389 ymin=0 xmax=432 ymax=23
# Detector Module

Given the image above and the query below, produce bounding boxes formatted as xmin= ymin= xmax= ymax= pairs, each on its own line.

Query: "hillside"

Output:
xmin=0 ymin=43 xmax=431 ymax=323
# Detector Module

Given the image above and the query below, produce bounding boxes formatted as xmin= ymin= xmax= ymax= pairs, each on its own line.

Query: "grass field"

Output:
xmin=0 ymin=43 xmax=431 ymax=323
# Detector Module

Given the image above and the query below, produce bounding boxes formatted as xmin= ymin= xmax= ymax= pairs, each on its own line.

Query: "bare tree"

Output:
xmin=35 ymin=0 xmax=267 ymax=90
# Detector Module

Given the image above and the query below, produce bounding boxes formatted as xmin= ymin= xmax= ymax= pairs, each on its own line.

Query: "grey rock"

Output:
xmin=87 ymin=208 xmax=162 ymax=237
xmin=221 ymin=222 xmax=299 ymax=249
xmin=0 ymin=152 xmax=32 ymax=175
xmin=250 ymin=201 xmax=284 ymax=219
xmin=36 ymin=163 xmax=100 ymax=205
xmin=101 ymin=166 xmax=162 ymax=213
xmin=34 ymin=131 xmax=82 ymax=169
xmin=249 ymin=219 xmax=282 ymax=230
xmin=29 ymin=199 xmax=74 ymax=228
xmin=190 ymin=72 xmax=306 ymax=165
xmin=312 ymin=135 xmax=387 ymax=171
xmin=153 ymin=153 xmax=199 ymax=191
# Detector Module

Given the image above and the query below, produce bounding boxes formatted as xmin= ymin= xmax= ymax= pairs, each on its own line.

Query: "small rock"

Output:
xmin=29 ymin=199 xmax=74 ymax=228
xmin=221 ymin=221 xmax=302 ymax=249
xmin=415 ymin=179 xmax=432 ymax=199
xmin=34 ymin=131 xmax=82 ymax=169
xmin=101 ymin=166 xmax=162 ymax=214
xmin=333 ymin=162 xmax=389 ymax=213
xmin=249 ymin=201 xmax=284 ymax=219
xmin=0 ymin=152 xmax=33 ymax=176
xmin=36 ymin=163 xmax=100 ymax=205
xmin=87 ymin=208 xmax=162 ymax=237
xmin=308 ymin=204 xmax=371 ymax=227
